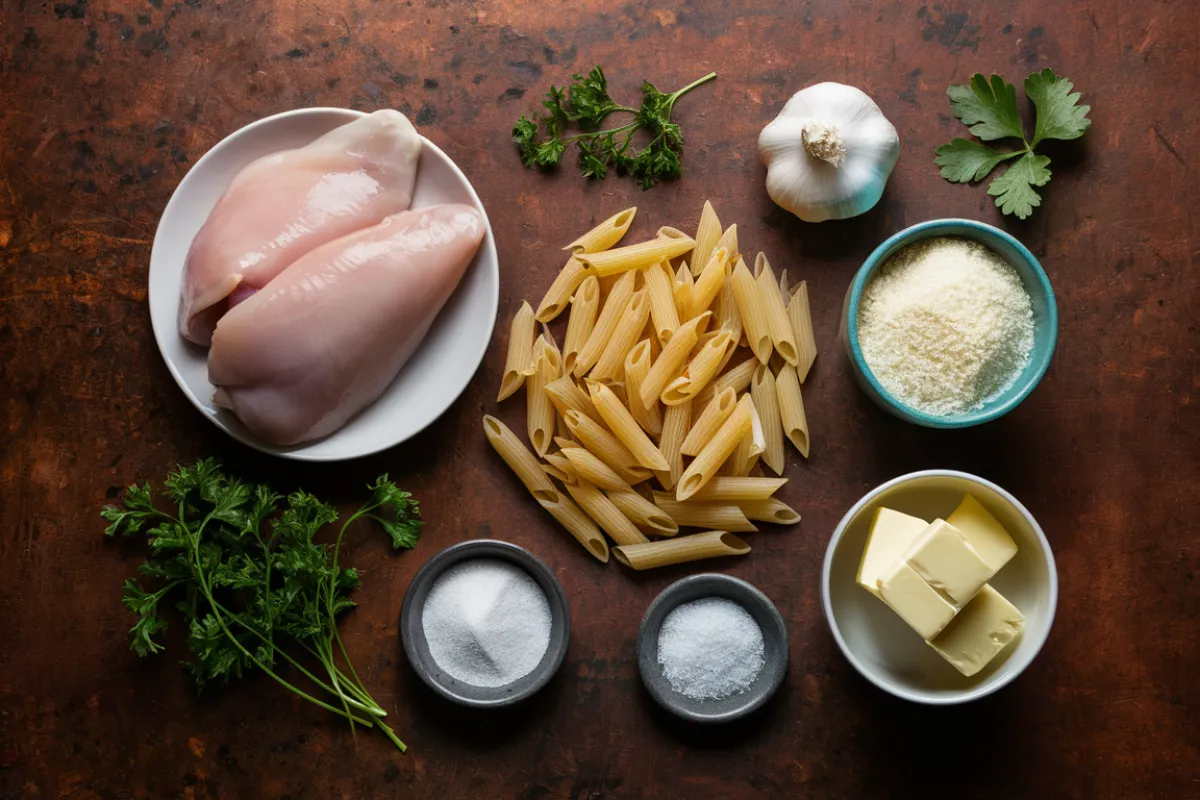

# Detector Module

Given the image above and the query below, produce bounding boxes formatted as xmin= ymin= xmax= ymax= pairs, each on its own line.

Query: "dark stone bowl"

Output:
xmin=637 ymin=573 xmax=789 ymax=723
xmin=400 ymin=539 xmax=570 ymax=708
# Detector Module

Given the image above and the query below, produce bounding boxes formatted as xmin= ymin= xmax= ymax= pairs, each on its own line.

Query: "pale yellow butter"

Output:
xmin=903 ymin=519 xmax=994 ymax=606
xmin=946 ymin=494 xmax=1018 ymax=572
xmin=856 ymin=507 xmax=929 ymax=598
xmin=876 ymin=561 xmax=956 ymax=640
xmin=929 ymin=584 xmax=1025 ymax=676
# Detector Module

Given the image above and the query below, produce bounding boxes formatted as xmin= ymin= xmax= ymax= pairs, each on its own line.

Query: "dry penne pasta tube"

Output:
xmin=673 ymin=262 xmax=694 ymax=321
xmin=606 ymin=379 xmax=629 ymax=407
xmin=712 ymin=329 xmax=739 ymax=375
xmin=653 ymin=400 xmax=690 ymax=491
xmin=573 ymin=271 xmax=635 ymax=377
xmin=498 ymin=301 xmax=536 ymax=401
xmin=726 ymin=428 xmax=758 ymax=477
xmin=588 ymin=381 xmax=669 ymax=471
xmin=575 ymin=227 xmax=695 ymax=277
xmin=639 ymin=312 xmax=709 ymax=409
xmin=560 ymin=446 xmax=630 ymax=491
xmin=614 ymin=530 xmax=749 ymax=571
xmin=751 ymin=363 xmax=786 ymax=475
xmin=563 ymin=207 xmax=637 ymax=254
xmin=730 ymin=256 xmax=773 ymax=364
xmin=775 ymin=363 xmax=811 ymax=458
xmin=562 ymin=275 xmax=599 ymax=374
xmin=562 ymin=409 xmax=652 ymax=482
xmin=787 ymin=281 xmax=818 ymax=382
xmin=527 ymin=335 xmax=561 ymax=456
xmin=748 ymin=395 xmax=765 ymax=457
xmin=693 ymin=355 xmax=758 ymax=409
xmin=482 ymin=415 xmax=558 ymax=502
xmin=739 ymin=497 xmax=802 ymax=525
xmin=606 ymin=487 xmax=679 ymax=537
xmin=681 ymin=387 xmax=738 ymax=456
xmin=553 ymin=435 xmax=581 ymax=450
xmin=677 ymin=394 xmax=753 ymax=500
xmin=652 ymin=491 xmax=758 ymax=532
xmin=536 ymin=493 xmax=610 ymax=562
xmin=689 ymin=477 xmax=788 ymax=502
xmin=541 ymin=451 xmax=574 ymax=483
xmin=591 ymin=287 xmax=649 ymax=381
xmin=623 ymin=340 xmax=663 ymax=437
xmin=662 ymin=330 xmax=732 ymax=405
xmin=754 ymin=253 xmax=799 ymax=367
xmin=644 ymin=261 xmax=680 ymax=344
xmin=687 ymin=246 xmax=730 ymax=318
xmin=690 ymin=200 xmax=722 ymax=277
xmin=716 ymin=280 xmax=743 ymax=345
xmin=715 ymin=223 xmax=739 ymax=267
xmin=536 ymin=257 xmax=595 ymax=323
xmin=544 ymin=375 xmax=600 ymax=423
xmin=564 ymin=478 xmax=649 ymax=547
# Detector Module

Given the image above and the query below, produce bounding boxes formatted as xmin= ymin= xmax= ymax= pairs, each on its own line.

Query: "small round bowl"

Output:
xmin=840 ymin=219 xmax=1058 ymax=428
xmin=400 ymin=540 xmax=570 ymax=708
xmin=821 ymin=470 xmax=1057 ymax=705
xmin=637 ymin=573 xmax=788 ymax=723
xmin=148 ymin=107 xmax=500 ymax=461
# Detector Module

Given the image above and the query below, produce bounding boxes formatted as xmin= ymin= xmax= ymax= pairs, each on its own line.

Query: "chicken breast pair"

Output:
xmin=179 ymin=110 xmax=485 ymax=445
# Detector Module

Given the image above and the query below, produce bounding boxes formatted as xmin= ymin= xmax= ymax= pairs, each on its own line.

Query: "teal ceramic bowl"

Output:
xmin=840 ymin=219 xmax=1058 ymax=428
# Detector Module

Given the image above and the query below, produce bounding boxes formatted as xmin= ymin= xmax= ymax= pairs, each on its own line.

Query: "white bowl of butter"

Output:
xmin=821 ymin=471 xmax=1057 ymax=704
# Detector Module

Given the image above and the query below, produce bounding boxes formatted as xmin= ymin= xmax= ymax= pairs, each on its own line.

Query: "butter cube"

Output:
xmin=856 ymin=507 xmax=929 ymax=598
xmin=946 ymin=494 xmax=1018 ymax=572
xmin=902 ymin=519 xmax=994 ymax=606
xmin=877 ymin=561 xmax=956 ymax=640
xmin=930 ymin=585 xmax=1025 ymax=676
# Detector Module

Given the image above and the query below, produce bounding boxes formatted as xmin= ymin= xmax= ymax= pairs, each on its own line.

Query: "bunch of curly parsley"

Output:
xmin=513 ymin=66 xmax=716 ymax=190
xmin=935 ymin=68 xmax=1091 ymax=219
xmin=103 ymin=459 xmax=422 ymax=752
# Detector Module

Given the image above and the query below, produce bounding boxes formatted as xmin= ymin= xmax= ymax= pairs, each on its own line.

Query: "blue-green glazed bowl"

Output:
xmin=840 ymin=219 xmax=1058 ymax=428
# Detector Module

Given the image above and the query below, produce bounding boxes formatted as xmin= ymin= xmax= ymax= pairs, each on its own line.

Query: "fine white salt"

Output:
xmin=857 ymin=236 xmax=1035 ymax=416
xmin=657 ymin=597 xmax=765 ymax=701
xmin=421 ymin=558 xmax=552 ymax=688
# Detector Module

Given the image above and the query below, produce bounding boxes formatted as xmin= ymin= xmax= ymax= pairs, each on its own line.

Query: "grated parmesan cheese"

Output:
xmin=857 ymin=237 xmax=1034 ymax=416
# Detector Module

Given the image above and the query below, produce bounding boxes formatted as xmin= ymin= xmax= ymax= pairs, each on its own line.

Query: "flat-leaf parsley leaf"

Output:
xmin=935 ymin=68 xmax=1091 ymax=219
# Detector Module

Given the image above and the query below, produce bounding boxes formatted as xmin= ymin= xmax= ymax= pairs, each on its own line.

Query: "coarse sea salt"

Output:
xmin=421 ymin=558 xmax=552 ymax=688
xmin=657 ymin=597 xmax=765 ymax=701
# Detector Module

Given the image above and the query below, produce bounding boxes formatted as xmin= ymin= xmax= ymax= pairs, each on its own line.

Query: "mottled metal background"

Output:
xmin=1 ymin=0 xmax=1197 ymax=797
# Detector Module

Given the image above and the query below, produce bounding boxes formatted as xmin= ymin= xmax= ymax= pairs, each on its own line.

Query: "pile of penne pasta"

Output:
xmin=483 ymin=202 xmax=815 ymax=571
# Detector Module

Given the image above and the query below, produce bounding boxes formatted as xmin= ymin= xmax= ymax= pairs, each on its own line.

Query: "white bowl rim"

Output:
xmin=148 ymin=106 xmax=499 ymax=461
xmin=820 ymin=469 xmax=1059 ymax=705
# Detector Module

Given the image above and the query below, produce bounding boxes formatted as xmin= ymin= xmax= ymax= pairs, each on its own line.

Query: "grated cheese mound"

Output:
xmin=857 ymin=237 xmax=1034 ymax=416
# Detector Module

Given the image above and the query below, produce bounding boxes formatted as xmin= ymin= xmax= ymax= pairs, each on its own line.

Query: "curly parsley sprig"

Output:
xmin=513 ymin=66 xmax=717 ymax=190
xmin=103 ymin=459 xmax=422 ymax=752
xmin=934 ymin=68 xmax=1091 ymax=219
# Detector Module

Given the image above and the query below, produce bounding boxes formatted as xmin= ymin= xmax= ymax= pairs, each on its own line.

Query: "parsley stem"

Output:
xmin=668 ymin=71 xmax=718 ymax=107
xmin=562 ymin=121 xmax=639 ymax=145
xmin=211 ymin=598 xmax=385 ymax=717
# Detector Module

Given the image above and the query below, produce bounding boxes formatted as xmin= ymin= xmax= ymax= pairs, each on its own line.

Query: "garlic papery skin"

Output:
xmin=758 ymin=82 xmax=900 ymax=223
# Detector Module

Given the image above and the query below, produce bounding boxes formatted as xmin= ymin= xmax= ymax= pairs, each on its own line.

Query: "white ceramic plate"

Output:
xmin=148 ymin=108 xmax=499 ymax=461
xmin=821 ymin=471 xmax=1058 ymax=704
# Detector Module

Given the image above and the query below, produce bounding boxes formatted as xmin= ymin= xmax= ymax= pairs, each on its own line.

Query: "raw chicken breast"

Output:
xmin=207 ymin=204 xmax=485 ymax=445
xmin=179 ymin=109 xmax=422 ymax=345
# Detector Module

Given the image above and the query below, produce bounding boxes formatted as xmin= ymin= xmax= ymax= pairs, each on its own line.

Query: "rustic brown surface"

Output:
xmin=2 ymin=0 xmax=1198 ymax=797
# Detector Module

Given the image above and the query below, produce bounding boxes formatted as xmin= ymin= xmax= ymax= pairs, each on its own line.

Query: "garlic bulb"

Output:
xmin=758 ymin=83 xmax=900 ymax=223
